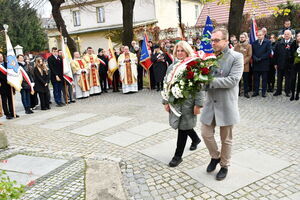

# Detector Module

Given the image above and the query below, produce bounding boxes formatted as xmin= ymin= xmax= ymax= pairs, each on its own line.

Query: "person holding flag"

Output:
xmin=0 ymin=53 xmax=17 ymax=119
xmin=107 ymin=38 xmax=119 ymax=92
xmin=2 ymin=24 xmax=33 ymax=118
xmin=140 ymin=33 xmax=153 ymax=89
xmin=97 ymin=48 xmax=109 ymax=93
xmin=71 ymin=52 xmax=90 ymax=99
xmin=17 ymin=54 xmax=34 ymax=114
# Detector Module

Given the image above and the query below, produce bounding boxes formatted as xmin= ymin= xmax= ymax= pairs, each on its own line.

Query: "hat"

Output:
xmin=98 ymin=48 xmax=103 ymax=53
xmin=153 ymin=44 xmax=160 ymax=49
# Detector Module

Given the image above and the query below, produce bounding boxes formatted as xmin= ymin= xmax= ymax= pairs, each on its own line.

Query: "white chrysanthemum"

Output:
xmin=180 ymin=80 xmax=185 ymax=86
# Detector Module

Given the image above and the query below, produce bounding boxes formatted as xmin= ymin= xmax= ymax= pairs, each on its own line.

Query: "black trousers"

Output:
xmin=248 ymin=65 xmax=253 ymax=91
xmin=1 ymin=89 xmax=14 ymax=116
xmin=112 ymin=71 xmax=120 ymax=92
xmin=174 ymin=129 xmax=200 ymax=158
xmin=100 ymin=71 xmax=108 ymax=92
xmin=156 ymin=82 xmax=163 ymax=91
xmin=290 ymin=69 xmax=300 ymax=97
xmin=254 ymin=71 xmax=268 ymax=95
xmin=276 ymin=68 xmax=291 ymax=94
xmin=38 ymin=91 xmax=50 ymax=110
xmin=30 ymin=92 xmax=38 ymax=108
xmin=268 ymin=64 xmax=276 ymax=91
xmin=137 ymin=65 xmax=144 ymax=90
xmin=149 ymin=67 xmax=156 ymax=89
xmin=239 ymin=72 xmax=249 ymax=94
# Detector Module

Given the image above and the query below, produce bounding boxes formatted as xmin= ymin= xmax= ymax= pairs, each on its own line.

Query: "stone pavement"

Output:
xmin=0 ymin=89 xmax=299 ymax=200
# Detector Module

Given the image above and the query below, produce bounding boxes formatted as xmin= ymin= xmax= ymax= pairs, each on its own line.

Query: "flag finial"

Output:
xmin=3 ymin=24 xmax=8 ymax=32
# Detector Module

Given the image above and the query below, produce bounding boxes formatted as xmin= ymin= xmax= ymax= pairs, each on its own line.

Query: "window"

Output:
xmin=96 ymin=7 xmax=105 ymax=23
xmin=73 ymin=10 xmax=81 ymax=26
xmin=195 ymin=5 xmax=199 ymax=20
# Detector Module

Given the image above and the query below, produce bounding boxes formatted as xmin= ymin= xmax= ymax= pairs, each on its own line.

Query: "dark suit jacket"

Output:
xmin=252 ymin=38 xmax=271 ymax=71
xmin=47 ymin=55 xmax=63 ymax=83
xmin=274 ymin=39 xmax=294 ymax=70
xmin=97 ymin=55 xmax=108 ymax=74
xmin=0 ymin=62 xmax=12 ymax=95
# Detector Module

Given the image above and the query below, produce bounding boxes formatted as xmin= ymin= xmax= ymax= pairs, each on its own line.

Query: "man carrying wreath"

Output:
xmin=200 ymin=28 xmax=244 ymax=181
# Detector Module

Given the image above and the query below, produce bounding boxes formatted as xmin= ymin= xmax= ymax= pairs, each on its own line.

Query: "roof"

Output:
xmin=196 ymin=0 xmax=300 ymax=26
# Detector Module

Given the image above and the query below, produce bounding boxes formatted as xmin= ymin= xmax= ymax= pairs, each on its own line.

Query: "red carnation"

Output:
xmin=187 ymin=61 xmax=198 ymax=67
xmin=186 ymin=71 xmax=194 ymax=79
xmin=186 ymin=65 xmax=191 ymax=71
xmin=201 ymin=67 xmax=210 ymax=75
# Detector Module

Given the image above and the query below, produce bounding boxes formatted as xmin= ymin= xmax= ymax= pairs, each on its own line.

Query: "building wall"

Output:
xmin=60 ymin=0 xmax=156 ymax=34
xmin=154 ymin=0 xmax=203 ymax=29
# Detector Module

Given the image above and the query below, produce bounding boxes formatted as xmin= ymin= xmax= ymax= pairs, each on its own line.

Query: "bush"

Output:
xmin=0 ymin=170 xmax=25 ymax=200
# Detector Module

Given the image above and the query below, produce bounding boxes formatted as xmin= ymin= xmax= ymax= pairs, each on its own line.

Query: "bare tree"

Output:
xmin=120 ymin=0 xmax=135 ymax=46
xmin=49 ymin=0 xmax=77 ymax=54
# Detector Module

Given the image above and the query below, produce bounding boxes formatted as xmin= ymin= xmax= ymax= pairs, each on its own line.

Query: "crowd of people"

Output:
xmin=0 ymin=19 xmax=299 ymax=122
xmin=230 ymin=20 xmax=300 ymax=100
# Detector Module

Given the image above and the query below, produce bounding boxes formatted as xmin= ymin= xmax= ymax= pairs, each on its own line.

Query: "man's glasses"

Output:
xmin=211 ymin=39 xmax=225 ymax=43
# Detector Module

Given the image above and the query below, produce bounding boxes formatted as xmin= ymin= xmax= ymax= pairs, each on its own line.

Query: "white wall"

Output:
xmin=154 ymin=0 xmax=203 ymax=29
xmin=61 ymin=0 xmax=156 ymax=34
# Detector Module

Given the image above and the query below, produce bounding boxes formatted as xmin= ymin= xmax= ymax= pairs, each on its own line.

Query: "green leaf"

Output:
xmin=199 ymin=74 xmax=208 ymax=81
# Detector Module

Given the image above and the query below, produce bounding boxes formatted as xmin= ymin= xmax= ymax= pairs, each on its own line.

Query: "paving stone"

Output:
xmin=287 ymin=192 xmax=300 ymax=200
xmin=185 ymin=163 xmax=264 ymax=196
xmin=231 ymin=149 xmax=291 ymax=175
xmin=0 ymin=155 xmax=68 ymax=176
xmin=140 ymin=138 xmax=202 ymax=165
xmin=5 ymin=171 xmax=39 ymax=186
xmin=14 ymin=111 xmax=66 ymax=125
xmin=102 ymin=131 xmax=145 ymax=147
xmin=39 ymin=113 xmax=97 ymax=130
xmin=127 ymin=122 xmax=169 ymax=137
xmin=70 ymin=116 xmax=132 ymax=136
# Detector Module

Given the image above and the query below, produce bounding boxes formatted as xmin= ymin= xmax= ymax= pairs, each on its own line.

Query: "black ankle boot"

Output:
xmin=296 ymin=93 xmax=299 ymax=100
xmin=25 ymin=107 xmax=31 ymax=114
xmin=290 ymin=94 xmax=295 ymax=101
xmin=216 ymin=167 xmax=228 ymax=181
xmin=169 ymin=157 xmax=182 ymax=167
xmin=206 ymin=158 xmax=221 ymax=172
xmin=190 ymin=139 xmax=201 ymax=151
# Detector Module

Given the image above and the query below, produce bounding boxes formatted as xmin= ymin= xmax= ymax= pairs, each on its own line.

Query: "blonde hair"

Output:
xmin=35 ymin=57 xmax=48 ymax=75
xmin=173 ymin=41 xmax=195 ymax=58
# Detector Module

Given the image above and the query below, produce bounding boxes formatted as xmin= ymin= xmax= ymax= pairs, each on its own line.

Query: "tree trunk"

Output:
xmin=121 ymin=0 xmax=135 ymax=46
xmin=228 ymin=0 xmax=246 ymax=39
xmin=49 ymin=0 xmax=77 ymax=56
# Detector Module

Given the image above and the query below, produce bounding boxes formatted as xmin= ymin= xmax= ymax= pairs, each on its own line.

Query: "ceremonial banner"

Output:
xmin=107 ymin=37 xmax=118 ymax=80
xmin=61 ymin=35 xmax=74 ymax=84
xmin=5 ymin=30 xmax=22 ymax=91
xmin=200 ymin=16 xmax=214 ymax=53
xmin=140 ymin=33 xmax=152 ymax=70
xmin=250 ymin=17 xmax=258 ymax=44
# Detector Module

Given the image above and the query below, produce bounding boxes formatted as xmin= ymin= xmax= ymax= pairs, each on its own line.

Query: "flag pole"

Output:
xmin=4 ymin=24 xmax=16 ymax=118
xmin=11 ymin=87 xmax=16 ymax=118
xmin=61 ymin=30 xmax=69 ymax=104
xmin=143 ymin=26 xmax=152 ymax=90
xmin=148 ymin=69 xmax=151 ymax=90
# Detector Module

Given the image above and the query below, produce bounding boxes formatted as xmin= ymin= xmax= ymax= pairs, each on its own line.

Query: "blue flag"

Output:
xmin=250 ymin=18 xmax=258 ymax=44
xmin=140 ymin=34 xmax=152 ymax=70
xmin=200 ymin=16 xmax=214 ymax=53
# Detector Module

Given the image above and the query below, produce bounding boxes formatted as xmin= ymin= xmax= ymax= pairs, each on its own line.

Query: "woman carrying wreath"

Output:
xmin=162 ymin=41 xmax=204 ymax=167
